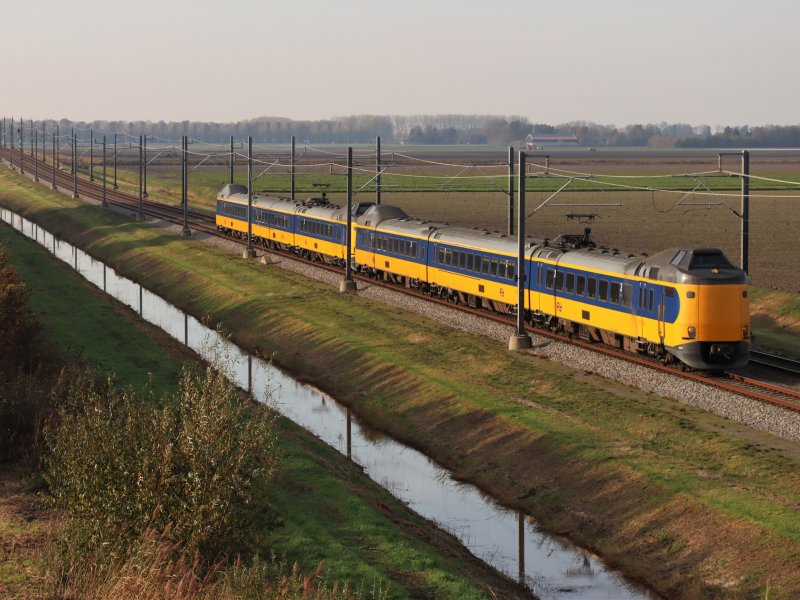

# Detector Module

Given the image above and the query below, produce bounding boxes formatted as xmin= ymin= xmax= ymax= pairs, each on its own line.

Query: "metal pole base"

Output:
xmin=72 ymin=193 xmax=80 ymax=199
xmin=181 ymin=227 xmax=192 ymax=238
xmin=508 ymin=334 xmax=533 ymax=351
xmin=51 ymin=184 xmax=57 ymax=191
xmin=33 ymin=177 xmax=39 ymax=182
xmin=339 ymin=279 xmax=357 ymax=293
xmin=243 ymin=248 xmax=256 ymax=259
xmin=113 ymin=185 xmax=118 ymax=190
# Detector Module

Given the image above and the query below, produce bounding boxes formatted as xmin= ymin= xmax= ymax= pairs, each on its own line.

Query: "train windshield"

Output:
xmin=688 ymin=250 xmax=735 ymax=270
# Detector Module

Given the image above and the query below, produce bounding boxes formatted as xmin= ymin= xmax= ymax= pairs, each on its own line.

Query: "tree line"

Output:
xmin=16 ymin=114 xmax=800 ymax=147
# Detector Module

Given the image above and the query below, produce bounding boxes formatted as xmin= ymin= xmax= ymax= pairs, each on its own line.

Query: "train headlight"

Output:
xmin=687 ymin=326 xmax=696 ymax=339
xmin=743 ymin=326 xmax=749 ymax=339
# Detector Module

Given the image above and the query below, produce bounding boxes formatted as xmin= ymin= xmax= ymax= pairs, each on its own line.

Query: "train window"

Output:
xmin=649 ymin=267 xmax=660 ymax=280
xmin=467 ymin=254 xmax=474 ymax=271
xmin=665 ymin=287 xmax=675 ymax=297
xmin=621 ymin=284 xmax=633 ymax=307
xmin=483 ymin=258 xmax=490 ymax=275
xmin=491 ymin=258 xmax=498 ymax=276
xmin=577 ymin=275 xmax=585 ymax=295
xmin=545 ymin=269 xmax=555 ymax=289
xmin=670 ymin=250 xmax=686 ymax=266
xmin=497 ymin=260 xmax=506 ymax=279
xmin=507 ymin=262 xmax=515 ymax=281
xmin=566 ymin=273 xmax=575 ymax=293
xmin=555 ymin=271 xmax=564 ymax=291
xmin=639 ymin=287 xmax=645 ymax=308
xmin=411 ymin=242 xmax=418 ymax=257
xmin=649 ymin=289 xmax=654 ymax=311
xmin=610 ymin=282 xmax=621 ymax=304
xmin=587 ymin=277 xmax=596 ymax=298
xmin=438 ymin=248 xmax=445 ymax=264
xmin=475 ymin=256 xmax=482 ymax=272
xmin=445 ymin=249 xmax=452 ymax=266
xmin=537 ymin=268 xmax=543 ymax=287
xmin=598 ymin=280 xmax=608 ymax=301
xmin=459 ymin=252 xmax=467 ymax=269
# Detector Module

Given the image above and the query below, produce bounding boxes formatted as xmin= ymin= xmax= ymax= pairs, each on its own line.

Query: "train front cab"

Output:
xmin=647 ymin=249 xmax=750 ymax=370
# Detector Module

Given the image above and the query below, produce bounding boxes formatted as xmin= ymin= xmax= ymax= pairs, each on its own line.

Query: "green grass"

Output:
xmin=4 ymin=167 xmax=800 ymax=597
xmin=749 ymin=286 xmax=800 ymax=358
xmin=0 ymin=209 xmax=510 ymax=598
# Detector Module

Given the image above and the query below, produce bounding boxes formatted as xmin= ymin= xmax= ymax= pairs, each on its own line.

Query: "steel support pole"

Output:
xmin=72 ymin=134 xmax=78 ymax=199
xmin=143 ymin=135 xmax=147 ymax=197
xmin=102 ymin=135 xmax=107 ymax=207
xmin=182 ymin=135 xmax=190 ymax=237
xmin=51 ymin=133 xmax=57 ymax=190
xmin=229 ymin=135 xmax=234 ymax=184
xmin=508 ymin=146 xmax=515 ymax=235
xmin=741 ymin=150 xmax=750 ymax=274
xmin=376 ymin=135 xmax=381 ymax=205
xmin=340 ymin=147 xmax=356 ymax=293
xmin=19 ymin=119 xmax=24 ymax=174
xmin=290 ymin=135 xmax=295 ymax=201
xmin=113 ymin=133 xmax=118 ymax=189
xmin=56 ymin=125 xmax=60 ymax=170
xmin=33 ymin=129 xmax=38 ymax=181
xmin=42 ymin=123 xmax=46 ymax=162
xmin=138 ymin=135 xmax=143 ymax=219
xmin=89 ymin=129 xmax=94 ymax=181
xmin=29 ymin=120 xmax=33 ymax=156
xmin=509 ymin=150 xmax=532 ymax=351
xmin=9 ymin=118 xmax=13 ymax=169
xmin=244 ymin=136 xmax=255 ymax=258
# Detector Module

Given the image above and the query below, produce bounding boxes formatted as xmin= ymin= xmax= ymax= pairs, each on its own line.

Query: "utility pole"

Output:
xmin=89 ymin=129 xmax=94 ymax=181
xmin=741 ymin=150 xmax=750 ymax=274
xmin=509 ymin=149 xmax=532 ymax=351
xmin=290 ymin=135 xmax=295 ymax=201
xmin=33 ymin=128 xmax=39 ymax=181
xmin=56 ymin=125 xmax=60 ymax=171
xmin=376 ymin=136 xmax=381 ymax=205
xmin=181 ymin=135 xmax=191 ymax=237
xmin=42 ymin=123 xmax=46 ymax=162
xmin=102 ymin=135 xmax=107 ymax=207
xmin=244 ymin=136 xmax=255 ymax=258
xmin=69 ymin=128 xmax=74 ymax=174
xmin=51 ymin=132 xmax=57 ymax=190
xmin=143 ymin=134 xmax=147 ymax=197
xmin=19 ymin=119 xmax=24 ymax=175
xmin=113 ymin=133 xmax=118 ymax=189
xmin=9 ymin=117 xmax=13 ymax=169
xmin=229 ymin=135 xmax=234 ymax=184
xmin=340 ymin=146 xmax=356 ymax=293
xmin=29 ymin=119 xmax=33 ymax=156
xmin=508 ymin=146 xmax=515 ymax=235
xmin=138 ymin=135 xmax=143 ymax=219
xmin=72 ymin=133 xmax=78 ymax=199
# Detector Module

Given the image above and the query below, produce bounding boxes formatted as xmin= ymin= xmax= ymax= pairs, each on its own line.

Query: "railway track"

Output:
xmin=4 ymin=146 xmax=800 ymax=413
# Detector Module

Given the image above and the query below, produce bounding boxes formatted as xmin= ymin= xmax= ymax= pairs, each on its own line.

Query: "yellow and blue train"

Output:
xmin=216 ymin=184 xmax=750 ymax=370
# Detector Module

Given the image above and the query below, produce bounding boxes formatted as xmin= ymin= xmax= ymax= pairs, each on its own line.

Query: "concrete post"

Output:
xmin=340 ymin=146 xmax=356 ymax=293
xmin=243 ymin=136 xmax=255 ymax=258
xmin=509 ymin=150 xmax=532 ymax=351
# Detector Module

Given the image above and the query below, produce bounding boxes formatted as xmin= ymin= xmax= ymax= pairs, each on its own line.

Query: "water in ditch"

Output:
xmin=1 ymin=208 xmax=658 ymax=600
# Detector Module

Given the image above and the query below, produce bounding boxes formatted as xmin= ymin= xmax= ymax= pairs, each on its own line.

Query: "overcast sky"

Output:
xmin=3 ymin=0 xmax=798 ymax=126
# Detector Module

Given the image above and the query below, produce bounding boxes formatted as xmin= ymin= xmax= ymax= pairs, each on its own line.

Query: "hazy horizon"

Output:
xmin=2 ymin=0 xmax=798 ymax=127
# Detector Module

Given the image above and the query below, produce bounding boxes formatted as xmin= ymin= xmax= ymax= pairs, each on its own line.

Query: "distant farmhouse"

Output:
xmin=525 ymin=133 xmax=579 ymax=149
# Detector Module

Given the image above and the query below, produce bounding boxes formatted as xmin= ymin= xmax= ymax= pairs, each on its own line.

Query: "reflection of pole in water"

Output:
xmin=247 ymin=355 xmax=253 ymax=394
xmin=346 ymin=406 xmax=352 ymax=460
xmin=518 ymin=511 xmax=525 ymax=584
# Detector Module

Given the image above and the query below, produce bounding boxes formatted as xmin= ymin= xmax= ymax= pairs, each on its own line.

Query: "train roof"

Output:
xmin=638 ymin=248 xmax=747 ymax=284
xmin=432 ymin=225 xmax=542 ymax=255
xmin=555 ymin=247 xmax=644 ymax=275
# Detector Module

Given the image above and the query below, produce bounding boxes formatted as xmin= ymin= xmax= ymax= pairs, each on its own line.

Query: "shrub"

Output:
xmin=45 ymin=361 xmax=279 ymax=562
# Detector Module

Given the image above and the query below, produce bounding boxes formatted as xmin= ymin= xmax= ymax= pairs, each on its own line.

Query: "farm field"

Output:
xmin=3 ymin=167 xmax=800 ymax=598
xmin=99 ymin=148 xmax=800 ymax=290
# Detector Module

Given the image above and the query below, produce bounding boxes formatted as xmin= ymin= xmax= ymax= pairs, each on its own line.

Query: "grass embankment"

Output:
xmin=3 ymin=168 xmax=800 ymax=598
xmin=749 ymin=287 xmax=800 ymax=358
xmin=0 ymin=215 xmax=518 ymax=598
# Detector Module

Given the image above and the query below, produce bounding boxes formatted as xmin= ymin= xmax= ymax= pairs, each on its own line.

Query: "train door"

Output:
xmin=657 ymin=287 xmax=666 ymax=345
